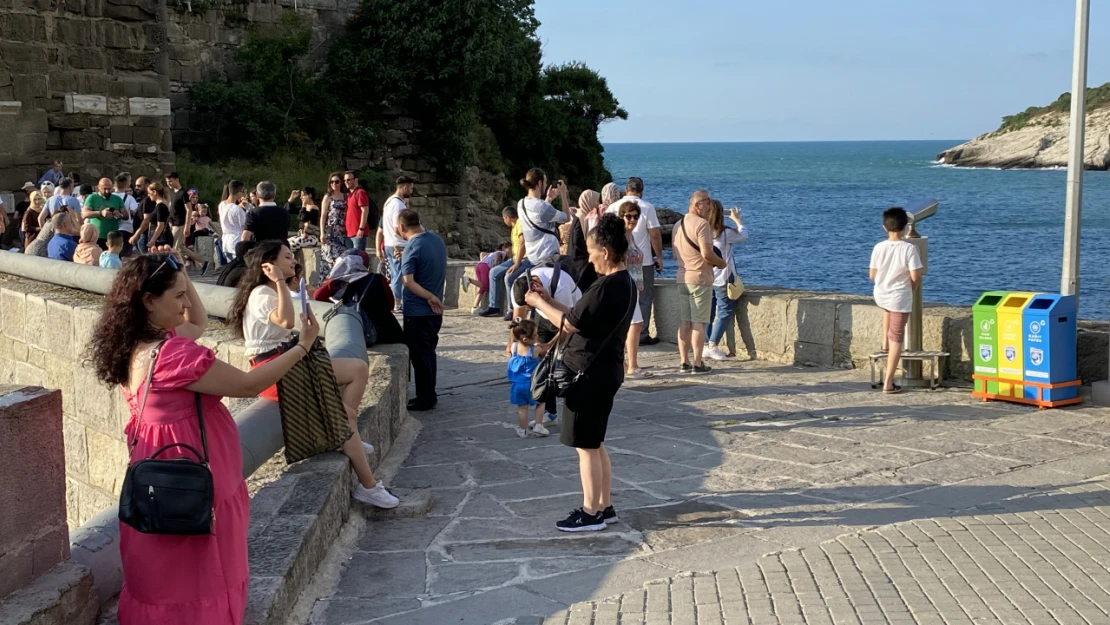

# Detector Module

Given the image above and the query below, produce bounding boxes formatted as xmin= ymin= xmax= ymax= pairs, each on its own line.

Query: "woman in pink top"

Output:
xmin=84 ymin=248 xmax=320 ymax=625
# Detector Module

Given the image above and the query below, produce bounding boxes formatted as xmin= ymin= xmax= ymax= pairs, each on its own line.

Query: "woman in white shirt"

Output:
xmin=219 ymin=180 xmax=250 ymax=260
xmin=225 ymin=241 xmax=398 ymax=509
xmin=704 ymin=200 xmax=749 ymax=361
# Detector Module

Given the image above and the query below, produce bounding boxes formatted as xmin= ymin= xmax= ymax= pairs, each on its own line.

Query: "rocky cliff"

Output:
xmin=937 ymin=108 xmax=1110 ymax=170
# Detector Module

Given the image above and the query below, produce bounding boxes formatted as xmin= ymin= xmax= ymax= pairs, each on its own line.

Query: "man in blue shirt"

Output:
xmin=398 ymin=208 xmax=447 ymax=411
xmin=37 ymin=161 xmax=64 ymax=186
xmin=47 ymin=213 xmax=80 ymax=261
xmin=40 ymin=177 xmax=81 ymax=227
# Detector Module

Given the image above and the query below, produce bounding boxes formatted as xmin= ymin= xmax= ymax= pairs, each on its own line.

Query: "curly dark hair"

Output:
xmin=589 ymin=213 xmax=629 ymax=259
xmin=226 ymin=240 xmax=287 ymax=338
xmin=84 ymin=254 xmax=184 ymax=387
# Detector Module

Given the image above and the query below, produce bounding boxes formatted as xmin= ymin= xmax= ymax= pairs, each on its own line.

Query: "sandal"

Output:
xmin=883 ymin=384 xmax=903 ymax=395
xmin=628 ymin=368 xmax=654 ymax=379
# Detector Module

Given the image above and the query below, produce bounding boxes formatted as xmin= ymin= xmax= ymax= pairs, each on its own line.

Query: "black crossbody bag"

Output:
xmin=118 ymin=344 xmax=214 ymax=535
xmin=531 ymin=273 xmax=636 ymax=400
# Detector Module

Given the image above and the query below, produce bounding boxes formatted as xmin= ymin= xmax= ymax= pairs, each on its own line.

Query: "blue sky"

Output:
xmin=534 ymin=0 xmax=1110 ymax=143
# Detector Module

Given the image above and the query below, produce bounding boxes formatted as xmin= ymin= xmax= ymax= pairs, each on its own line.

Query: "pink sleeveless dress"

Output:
xmin=117 ymin=332 xmax=249 ymax=625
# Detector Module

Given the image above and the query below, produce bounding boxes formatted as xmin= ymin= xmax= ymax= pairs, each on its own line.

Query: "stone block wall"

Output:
xmin=0 ymin=276 xmax=255 ymax=529
xmin=0 ymin=386 xmax=67 ymax=599
xmin=166 ymin=0 xmax=358 ymax=148
xmin=648 ymin=281 xmax=1109 ymax=384
xmin=346 ymin=116 xmax=511 ymax=258
xmin=0 ymin=0 xmax=174 ymax=191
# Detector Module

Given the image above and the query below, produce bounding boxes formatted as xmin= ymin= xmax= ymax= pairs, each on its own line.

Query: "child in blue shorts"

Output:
xmin=507 ymin=319 xmax=550 ymax=438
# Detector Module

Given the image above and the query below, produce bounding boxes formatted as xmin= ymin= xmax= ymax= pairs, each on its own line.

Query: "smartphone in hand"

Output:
xmin=299 ymin=278 xmax=309 ymax=317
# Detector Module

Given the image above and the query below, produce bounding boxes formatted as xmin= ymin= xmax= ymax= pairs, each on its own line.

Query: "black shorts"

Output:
xmin=559 ymin=376 xmax=620 ymax=450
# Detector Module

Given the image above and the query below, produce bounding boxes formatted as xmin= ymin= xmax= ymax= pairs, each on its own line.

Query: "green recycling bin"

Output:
xmin=973 ymin=291 xmax=1008 ymax=394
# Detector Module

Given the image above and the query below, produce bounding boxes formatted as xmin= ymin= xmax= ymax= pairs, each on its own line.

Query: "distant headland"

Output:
xmin=936 ymin=83 xmax=1110 ymax=170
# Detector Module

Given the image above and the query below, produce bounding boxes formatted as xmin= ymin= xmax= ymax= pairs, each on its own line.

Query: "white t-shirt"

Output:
xmin=381 ymin=195 xmax=407 ymax=249
xmin=606 ymin=197 xmax=660 ymax=266
xmin=243 ymin=285 xmax=292 ymax=355
xmin=869 ymin=240 xmax=922 ymax=313
xmin=510 ymin=265 xmax=582 ymax=321
xmin=712 ymin=225 xmax=749 ymax=287
xmin=219 ymin=201 xmax=247 ymax=256
xmin=114 ymin=191 xmax=138 ymax=233
xmin=519 ymin=198 xmax=568 ymax=263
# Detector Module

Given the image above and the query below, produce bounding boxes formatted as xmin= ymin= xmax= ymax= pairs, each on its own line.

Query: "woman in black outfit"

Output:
xmin=525 ymin=214 xmax=636 ymax=533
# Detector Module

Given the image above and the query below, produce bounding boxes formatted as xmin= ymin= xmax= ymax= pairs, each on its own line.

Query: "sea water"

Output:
xmin=604 ymin=140 xmax=1110 ymax=320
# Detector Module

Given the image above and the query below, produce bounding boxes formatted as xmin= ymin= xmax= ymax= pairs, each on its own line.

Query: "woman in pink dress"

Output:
xmin=85 ymin=248 xmax=320 ymax=625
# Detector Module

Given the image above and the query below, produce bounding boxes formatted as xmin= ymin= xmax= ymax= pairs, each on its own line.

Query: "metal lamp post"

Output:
xmin=1061 ymin=0 xmax=1089 ymax=302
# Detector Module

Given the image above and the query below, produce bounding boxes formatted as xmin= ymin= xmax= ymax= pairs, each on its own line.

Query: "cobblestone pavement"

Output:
xmin=308 ymin=310 xmax=1110 ymax=625
xmin=546 ymin=480 xmax=1110 ymax=625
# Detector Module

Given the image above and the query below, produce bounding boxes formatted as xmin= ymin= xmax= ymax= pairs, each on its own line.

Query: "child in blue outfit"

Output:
xmin=507 ymin=319 xmax=550 ymax=438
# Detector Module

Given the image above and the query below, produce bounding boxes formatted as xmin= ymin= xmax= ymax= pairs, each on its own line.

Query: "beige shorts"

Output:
xmin=678 ymin=283 xmax=713 ymax=324
xmin=171 ymin=225 xmax=187 ymax=253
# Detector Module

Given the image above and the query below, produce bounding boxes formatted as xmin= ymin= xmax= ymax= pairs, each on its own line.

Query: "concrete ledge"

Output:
xmin=0 ymin=560 xmax=98 ymax=625
xmin=648 ymin=281 xmax=1108 ymax=383
xmin=243 ymin=344 xmax=409 ymax=625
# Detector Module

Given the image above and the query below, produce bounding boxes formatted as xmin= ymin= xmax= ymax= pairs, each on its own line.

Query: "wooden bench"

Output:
xmin=869 ymin=350 xmax=949 ymax=390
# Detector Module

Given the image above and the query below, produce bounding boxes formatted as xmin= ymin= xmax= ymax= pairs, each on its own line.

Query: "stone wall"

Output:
xmin=648 ymin=282 xmax=1109 ymax=384
xmin=0 ymin=0 xmax=174 ymax=191
xmin=345 ymin=116 xmax=511 ymax=258
xmin=440 ymin=263 xmax=1109 ymax=384
xmin=166 ymin=0 xmax=358 ymax=148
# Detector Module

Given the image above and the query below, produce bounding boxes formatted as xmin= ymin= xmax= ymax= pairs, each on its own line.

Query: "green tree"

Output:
xmin=187 ymin=13 xmax=325 ymax=158
xmin=329 ymin=0 xmax=539 ymax=174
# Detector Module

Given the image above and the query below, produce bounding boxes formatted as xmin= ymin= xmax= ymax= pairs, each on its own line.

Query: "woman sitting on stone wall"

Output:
xmin=225 ymin=240 xmax=398 ymax=509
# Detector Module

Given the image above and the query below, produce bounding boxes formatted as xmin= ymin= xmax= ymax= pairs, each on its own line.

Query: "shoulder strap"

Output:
xmin=679 ymin=217 xmax=699 ymax=252
xmin=564 ymin=273 xmax=638 ymax=375
xmin=518 ymin=199 xmax=557 ymax=237
xmin=129 ymin=341 xmax=210 ymax=464
xmin=549 ymin=259 xmax=562 ymax=300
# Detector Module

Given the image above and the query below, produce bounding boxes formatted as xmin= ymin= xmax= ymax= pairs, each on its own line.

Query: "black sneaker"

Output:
xmin=680 ymin=363 xmax=693 ymax=374
xmin=478 ymin=308 xmax=502 ymax=318
xmin=601 ymin=505 xmax=619 ymax=525
xmin=693 ymin=364 xmax=712 ymax=374
xmin=639 ymin=336 xmax=660 ymax=346
xmin=556 ymin=508 xmax=606 ymax=533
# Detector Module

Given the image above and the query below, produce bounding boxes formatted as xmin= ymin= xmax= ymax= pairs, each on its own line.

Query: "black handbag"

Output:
xmin=531 ymin=274 xmax=637 ymax=401
xmin=118 ymin=344 xmax=214 ymax=535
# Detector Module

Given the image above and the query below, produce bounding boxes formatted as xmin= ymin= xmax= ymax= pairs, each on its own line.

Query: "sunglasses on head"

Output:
xmin=144 ymin=254 xmax=181 ymax=290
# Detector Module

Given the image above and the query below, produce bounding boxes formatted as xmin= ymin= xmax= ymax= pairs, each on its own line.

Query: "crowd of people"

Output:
xmin=3 ymin=156 xmax=776 ymax=624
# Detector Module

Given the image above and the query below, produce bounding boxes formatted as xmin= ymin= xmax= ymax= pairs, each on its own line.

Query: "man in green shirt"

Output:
xmin=82 ymin=177 xmax=126 ymax=247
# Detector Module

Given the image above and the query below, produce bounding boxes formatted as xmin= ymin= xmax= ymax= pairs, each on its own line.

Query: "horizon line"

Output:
xmin=602 ymin=139 xmax=968 ymax=145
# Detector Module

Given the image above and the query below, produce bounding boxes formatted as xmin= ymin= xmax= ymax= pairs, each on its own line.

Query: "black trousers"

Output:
xmin=404 ymin=314 xmax=442 ymax=404
xmin=537 ymin=316 xmax=558 ymax=415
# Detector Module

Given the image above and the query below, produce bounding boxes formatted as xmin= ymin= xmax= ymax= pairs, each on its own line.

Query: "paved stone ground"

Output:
xmin=307 ymin=310 xmax=1110 ymax=625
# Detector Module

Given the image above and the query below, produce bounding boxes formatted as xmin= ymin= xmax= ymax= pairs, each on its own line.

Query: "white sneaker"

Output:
xmin=353 ymin=482 xmax=399 ymax=509
xmin=363 ymin=441 xmax=374 ymax=455
xmin=703 ymin=345 xmax=728 ymax=361
xmin=460 ymin=275 xmax=469 ymax=293
xmin=528 ymin=413 xmax=558 ymax=428
xmin=515 ymin=426 xmax=528 ymax=438
xmin=531 ymin=423 xmax=550 ymax=437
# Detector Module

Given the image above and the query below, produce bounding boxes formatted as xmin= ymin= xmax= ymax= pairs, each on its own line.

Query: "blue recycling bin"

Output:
xmin=1022 ymin=294 xmax=1077 ymax=402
